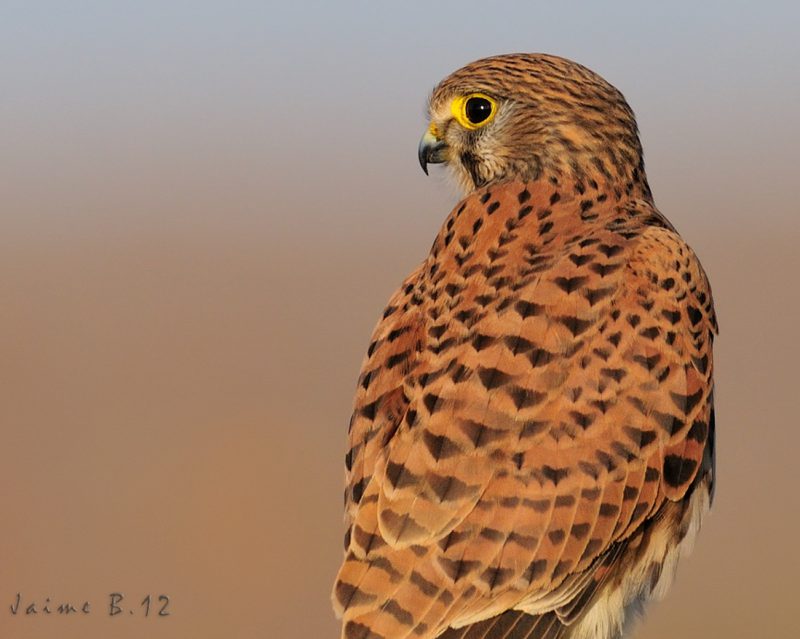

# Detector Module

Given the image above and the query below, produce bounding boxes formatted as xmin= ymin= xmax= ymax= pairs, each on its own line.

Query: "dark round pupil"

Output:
xmin=465 ymin=97 xmax=492 ymax=124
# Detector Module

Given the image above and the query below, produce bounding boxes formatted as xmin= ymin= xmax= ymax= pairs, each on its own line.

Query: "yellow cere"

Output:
xmin=427 ymin=121 xmax=441 ymax=139
xmin=450 ymin=93 xmax=497 ymax=130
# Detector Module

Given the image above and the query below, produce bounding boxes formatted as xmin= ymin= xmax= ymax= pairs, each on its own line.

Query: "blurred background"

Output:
xmin=1 ymin=1 xmax=798 ymax=638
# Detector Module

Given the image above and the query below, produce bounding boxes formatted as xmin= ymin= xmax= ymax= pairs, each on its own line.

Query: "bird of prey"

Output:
xmin=332 ymin=53 xmax=717 ymax=639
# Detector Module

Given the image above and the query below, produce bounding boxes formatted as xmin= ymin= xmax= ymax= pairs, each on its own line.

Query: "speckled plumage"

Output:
xmin=333 ymin=54 xmax=716 ymax=639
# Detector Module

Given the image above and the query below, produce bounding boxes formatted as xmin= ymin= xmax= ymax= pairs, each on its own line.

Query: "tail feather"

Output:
xmin=441 ymin=610 xmax=569 ymax=639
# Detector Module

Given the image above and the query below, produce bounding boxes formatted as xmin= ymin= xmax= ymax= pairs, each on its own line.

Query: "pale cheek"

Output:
xmin=446 ymin=130 xmax=509 ymax=193
xmin=473 ymin=145 xmax=507 ymax=185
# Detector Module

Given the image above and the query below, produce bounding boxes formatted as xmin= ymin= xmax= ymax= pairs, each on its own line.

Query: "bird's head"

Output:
xmin=419 ymin=53 xmax=650 ymax=198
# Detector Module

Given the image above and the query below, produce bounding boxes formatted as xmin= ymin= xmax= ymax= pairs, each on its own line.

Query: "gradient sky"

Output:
xmin=3 ymin=1 xmax=798 ymax=241
xmin=2 ymin=3 xmax=799 ymax=639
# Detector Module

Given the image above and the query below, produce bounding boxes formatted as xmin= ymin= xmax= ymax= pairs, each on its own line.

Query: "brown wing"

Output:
xmin=334 ymin=180 xmax=716 ymax=639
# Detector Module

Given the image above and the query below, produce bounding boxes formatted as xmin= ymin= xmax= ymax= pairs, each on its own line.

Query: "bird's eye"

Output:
xmin=465 ymin=97 xmax=493 ymax=124
xmin=451 ymin=93 xmax=497 ymax=130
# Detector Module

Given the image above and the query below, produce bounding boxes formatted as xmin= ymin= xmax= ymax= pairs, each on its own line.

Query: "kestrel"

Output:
xmin=333 ymin=53 xmax=716 ymax=639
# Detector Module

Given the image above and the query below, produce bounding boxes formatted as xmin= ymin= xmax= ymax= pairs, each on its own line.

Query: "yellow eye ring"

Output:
xmin=451 ymin=93 xmax=497 ymax=130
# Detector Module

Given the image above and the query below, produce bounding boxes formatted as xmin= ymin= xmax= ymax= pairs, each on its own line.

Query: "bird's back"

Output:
xmin=335 ymin=177 xmax=716 ymax=639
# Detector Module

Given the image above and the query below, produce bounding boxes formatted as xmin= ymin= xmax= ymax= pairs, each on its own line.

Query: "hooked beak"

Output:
xmin=418 ymin=124 xmax=447 ymax=175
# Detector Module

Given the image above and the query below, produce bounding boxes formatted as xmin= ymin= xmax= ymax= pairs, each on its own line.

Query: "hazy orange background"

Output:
xmin=2 ymin=2 xmax=798 ymax=638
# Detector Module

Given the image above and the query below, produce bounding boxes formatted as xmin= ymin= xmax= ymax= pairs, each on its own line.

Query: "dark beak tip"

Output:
xmin=417 ymin=143 xmax=430 ymax=175
xmin=418 ymin=137 xmax=446 ymax=176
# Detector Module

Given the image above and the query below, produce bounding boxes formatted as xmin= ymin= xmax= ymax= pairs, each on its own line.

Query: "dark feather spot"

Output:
xmin=663 ymin=454 xmax=698 ymax=487
xmin=687 ymin=305 xmax=703 ymax=325
xmin=503 ymin=335 xmax=534 ymax=355
xmin=555 ymin=494 xmax=575 ymax=508
xmin=423 ymin=393 xmax=442 ymax=414
xmin=598 ymin=243 xmax=623 ymax=258
xmin=571 ymin=523 xmax=591 ymax=539
xmin=569 ymin=253 xmax=594 ymax=266
xmin=471 ymin=333 xmax=495 ymax=352
xmin=599 ymin=503 xmax=619 ymax=517
xmin=652 ymin=410 xmax=684 ymax=435
xmin=553 ymin=560 xmax=572 ymax=579
xmin=387 ymin=326 xmax=410 ymax=342
xmin=383 ymin=599 xmax=414 ymax=626
xmin=558 ymin=315 xmax=593 ymax=336
xmin=633 ymin=353 xmax=661 ymax=370
xmin=645 ymin=466 xmax=660 ymax=482
xmin=524 ymin=559 xmax=548 ymax=583
xmin=422 ymin=431 xmax=460 ymax=461
xmin=692 ymin=353 xmax=709 ymax=374
xmin=336 ymin=581 xmax=377 ymax=610
xmin=569 ymin=410 xmax=595 ymax=429
xmin=623 ymin=426 xmax=657 ymax=448
xmin=481 ymin=565 xmax=514 ymax=590
xmin=428 ymin=473 xmax=474 ymax=502
xmin=514 ymin=300 xmax=544 ymax=318
xmin=542 ymin=465 xmax=570 ymax=485
xmin=538 ymin=220 xmax=554 ymax=235
xmin=600 ymin=367 xmax=626 ymax=382
xmin=687 ymin=418 xmax=708 ymax=443
xmin=410 ymin=570 xmax=438 ymax=597
xmin=585 ymin=286 xmax=614 ymax=306
xmin=661 ymin=309 xmax=682 ymax=324
xmin=553 ymin=275 xmax=589 ymax=294
xmin=428 ymin=324 xmax=447 ymax=339
xmin=520 ymin=420 xmax=548 ymax=439
xmin=589 ymin=262 xmax=623 ymax=277
xmin=459 ymin=419 xmax=505 ymax=448
xmin=386 ymin=350 xmax=411 ymax=369
xmin=523 ymin=497 xmax=551 ymax=512
xmin=386 ymin=461 xmax=417 ymax=489
xmin=449 ymin=363 xmax=472 ymax=383
xmin=438 ymin=557 xmax=481 ymax=583
xmin=508 ymin=532 xmax=539 ymax=550
xmin=508 ymin=386 xmax=547 ymax=410
xmin=595 ymin=450 xmax=617 ymax=472
xmin=477 ymin=365 xmax=512 ymax=390
xmin=359 ymin=399 xmax=379 ymax=420
xmin=639 ymin=326 xmax=660 ymax=340
xmin=578 ymin=461 xmax=600 ymax=479
xmin=548 ymin=529 xmax=565 ymax=544
xmin=581 ymin=487 xmax=601 ymax=500
xmin=611 ymin=441 xmax=636 ymax=461
xmin=352 ymin=478 xmax=365 ymax=504
xmin=670 ymin=388 xmax=704 ymax=415
xmin=631 ymin=502 xmax=650 ymax=521
xmin=360 ymin=370 xmax=373 ymax=390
